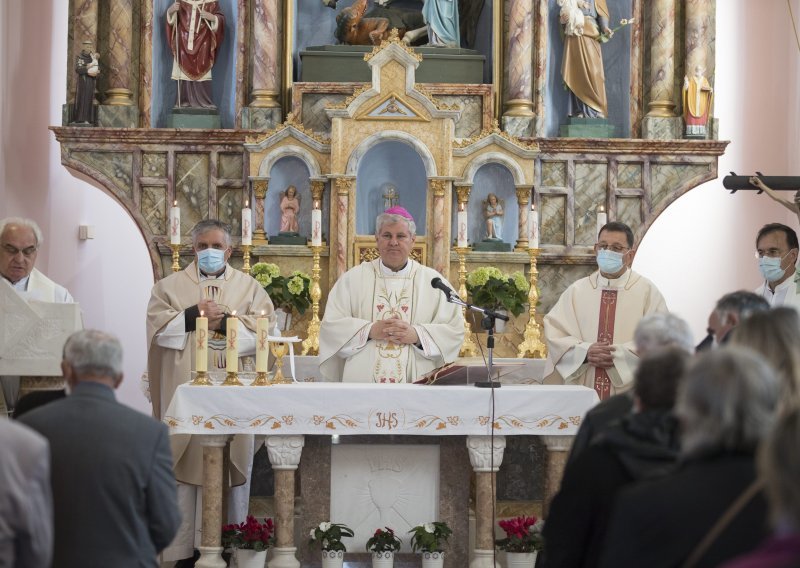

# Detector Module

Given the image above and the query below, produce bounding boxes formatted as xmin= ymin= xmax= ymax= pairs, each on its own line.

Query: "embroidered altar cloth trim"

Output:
xmin=164 ymin=383 xmax=598 ymax=436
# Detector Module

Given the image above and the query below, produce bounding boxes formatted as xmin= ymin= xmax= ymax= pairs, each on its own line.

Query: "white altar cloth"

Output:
xmin=164 ymin=383 xmax=598 ymax=437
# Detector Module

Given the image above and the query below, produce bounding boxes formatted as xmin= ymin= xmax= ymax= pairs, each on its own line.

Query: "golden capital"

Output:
xmin=335 ymin=177 xmax=354 ymax=196
xmin=252 ymin=179 xmax=268 ymax=199
xmin=515 ymin=186 xmax=532 ymax=205
xmin=310 ymin=180 xmax=325 ymax=202
xmin=455 ymin=185 xmax=472 ymax=204
xmin=429 ymin=179 xmax=447 ymax=198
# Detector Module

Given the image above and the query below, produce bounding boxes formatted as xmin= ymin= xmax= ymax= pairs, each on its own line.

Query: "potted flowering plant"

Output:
xmin=495 ymin=515 xmax=544 ymax=568
xmin=221 ymin=515 xmax=275 ymax=568
xmin=466 ymin=267 xmax=530 ymax=329
xmin=366 ymin=527 xmax=402 ymax=567
xmin=409 ymin=521 xmax=452 ymax=567
xmin=309 ymin=521 xmax=354 ymax=567
xmin=250 ymin=262 xmax=312 ymax=329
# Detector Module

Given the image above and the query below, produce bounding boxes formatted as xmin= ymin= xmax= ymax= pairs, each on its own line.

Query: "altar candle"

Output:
xmin=528 ymin=203 xmax=539 ymax=249
xmin=196 ymin=311 xmax=208 ymax=373
xmin=226 ymin=312 xmax=239 ymax=373
xmin=311 ymin=209 xmax=322 ymax=246
xmin=255 ymin=311 xmax=269 ymax=373
xmin=242 ymin=201 xmax=252 ymax=246
xmin=457 ymin=202 xmax=468 ymax=248
xmin=169 ymin=201 xmax=181 ymax=245
xmin=596 ymin=205 xmax=607 ymax=236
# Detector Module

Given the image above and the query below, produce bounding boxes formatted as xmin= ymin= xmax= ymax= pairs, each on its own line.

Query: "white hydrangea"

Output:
xmin=319 ymin=521 xmax=332 ymax=532
xmin=424 ymin=522 xmax=435 ymax=533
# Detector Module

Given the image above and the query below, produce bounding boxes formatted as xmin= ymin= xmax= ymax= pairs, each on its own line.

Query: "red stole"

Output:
xmin=593 ymin=288 xmax=618 ymax=400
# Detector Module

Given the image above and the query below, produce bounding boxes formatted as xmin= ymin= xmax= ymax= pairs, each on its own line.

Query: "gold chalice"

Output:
xmin=269 ymin=341 xmax=292 ymax=384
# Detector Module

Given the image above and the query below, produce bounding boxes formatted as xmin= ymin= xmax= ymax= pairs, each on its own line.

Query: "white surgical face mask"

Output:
xmin=597 ymin=249 xmax=625 ymax=274
xmin=758 ymin=252 xmax=791 ymax=283
xmin=197 ymin=248 xmax=226 ymax=273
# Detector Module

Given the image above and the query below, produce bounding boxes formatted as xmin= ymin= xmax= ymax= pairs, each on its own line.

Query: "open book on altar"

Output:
xmin=414 ymin=357 xmax=547 ymax=386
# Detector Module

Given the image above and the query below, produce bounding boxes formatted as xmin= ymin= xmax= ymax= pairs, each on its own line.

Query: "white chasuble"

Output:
xmin=372 ymin=267 xmax=414 ymax=383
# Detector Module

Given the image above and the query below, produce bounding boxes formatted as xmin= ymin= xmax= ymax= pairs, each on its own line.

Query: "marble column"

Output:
xmin=532 ymin=0 xmax=549 ymax=137
xmin=105 ymin=0 xmax=134 ymax=105
xmin=243 ymin=0 xmax=282 ymax=129
xmin=685 ymin=0 xmax=715 ymax=80
xmin=138 ymin=0 xmax=154 ymax=127
xmin=502 ymin=0 xmax=534 ymax=137
xmin=467 ymin=435 xmax=506 ymax=568
xmin=196 ymin=435 xmax=230 ymax=568
xmin=68 ymin=0 xmax=98 ymax=106
xmin=251 ymin=178 xmax=269 ymax=245
xmin=645 ymin=0 xmax=676 ymax=117
xmin=266 ymin=435 xmax=305 ymax=568
xmin=514 ymin=186 xmax=532 ymax=251
xmin=334 ymin=177 xmax=354 ymax=280
xmin=430 ymin=179 xmax=449 ymax=276
xmin=541 ymin=435 xmax=573 ymax=516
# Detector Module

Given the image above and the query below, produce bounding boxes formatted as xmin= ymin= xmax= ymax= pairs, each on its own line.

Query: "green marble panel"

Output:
xmin=574 ymin=163 xmax=607 ymax=246
xmin=71 ymin=151 xmax=133 ymax=198
xmin=651 ymin=163 xmax=711 ymax=210
xmin=175 ymin=153 xmax=209 ymax=235
xmin=143 ymin=153 xmax=167 ymax=177
xmin=218 ymin=188 xmax=242 ymax=237
xmin=540 ymin=195 xmax=566 ymax=246
xmin=617 ymin=196 xmax=642 ymax=234
xmin=218 ymin=153 xmax=244 ymax=180
xmin=541 ymin=161 xmax=567 ymax=187
xmin=618 ymin=163 xmax=643 ymax=189
xmin=538 ymin=264 xmax=595 ymax=312
xmin=142 ymin=186 xmax=167 ymax=236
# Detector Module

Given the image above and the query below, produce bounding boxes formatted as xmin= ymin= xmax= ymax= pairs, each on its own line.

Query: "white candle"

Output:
xmin=311 ymin=209 xmax=322 ymax=246
xmin=169 ymin=201 xmax=181 ymax=245
xmin=226 ymin=312 xmax=239 ymax=373
xmin=596 ymin=205 xmax=608 ymax=237
xmin=196 ymin=312 xmax=208 ymax=373
xmin=242 ymin=201 xmax=252 ymax=246
xmin=255 ymin=312 xmax=269 ymax=373
xmin=457 ymin=208 xmax=468 ymax=248
xmin=528 ymin=203 xmax=539 ymax=249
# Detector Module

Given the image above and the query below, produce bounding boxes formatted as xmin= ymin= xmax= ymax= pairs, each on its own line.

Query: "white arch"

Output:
xmin=461 ymin=152 xmax=526 ymax=186
xmin=257 ymin=145 xmax=322 ymax=178
xmin=345 ymin=131 xmax=437 ymax=177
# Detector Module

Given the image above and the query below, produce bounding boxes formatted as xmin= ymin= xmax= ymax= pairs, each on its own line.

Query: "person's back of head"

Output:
xmin=634 ymin=347 xmax=691 ymax=411
xmin=677 ymin=347 xmax=780 ymax=457
xmin=760 ymin=406 xmax=800 ymax=531
xmin=714 ymin=290 xmax=770 ymax=321
xmin=634 ymin=313 xmax=695 ymax=356
xmin=62 ymin=329 xmax=123 ymax=389
xmin=731 ymin=307 xmax=800 ymax=407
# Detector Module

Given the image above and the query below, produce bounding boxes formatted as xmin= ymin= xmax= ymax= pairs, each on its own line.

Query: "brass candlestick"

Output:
xmin=242 ymin=244 xmax=252 ymax=273
xmin=454 ymin=246 xmax=478 ymax=357
xmin=170 ymin=243 xmax=181 ymax=273
xmin=251 ymin=371 xmax=272 ymax=386
xmin=189 ymin=370 xmax=212 ymax=386
xmin=221 ymin=371 xmax=243 ymax=386
xmin=518 ymin=248 xmax=547 ymax=358
xmin=301 ymin=245 xmax=323 ymax=356
xmin=270 ymin=341 xmax=291 ymax=384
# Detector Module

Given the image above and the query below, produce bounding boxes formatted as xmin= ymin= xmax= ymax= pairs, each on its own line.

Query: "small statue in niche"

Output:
xmin=423 ymin=0 xmax=461 ymax=47
xmin=382 ymin=184 xmax=399 ymax=210
xmin=683 ymin=65 xmax=714 ymax=138
xmin=165 ymin=0 xmax=225 ymax=109
xmin=72 ymin=42 xmax=100 ymax=125
xmin=329 ymin=0 xmax=426 ymax=46
xmin=279 ymin=186 xmax=301 ymax=234
xmin=483 ymin=193 xmax=504 ymax=241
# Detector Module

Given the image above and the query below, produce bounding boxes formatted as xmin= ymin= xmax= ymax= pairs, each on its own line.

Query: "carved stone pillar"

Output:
xmin=467 ymin=436 xmax=506 ymax=568
xmin=266 ymin=436 xmax=305 ymax=568
xmin=430 ymin=179 xmax=449 ymax=275
xmin=105 ymin=0 xmax=134 ymax=105
xmin=196 ymin=435 xmax=230 ymax=568
xmin=334 ymin=177 xmax=354 ymax=280
xmin=251 ymin=178 xmax=269 ymax=245
xmin=68 ymin=0 xmax=98 ymax=107
xmin=502 ymin=0 xmax=534 ymax=137
xmin=541 ymin=435 xmax=573 ymax=516
xmin=243 ymin=0 xmax=283 ymax=130
xmin=514 ymin=186 xmax=532 ymax=251
xmin=139 ymin=0 xmax=154 ymax=127
xmin=646 ymin=0 xmax=676 ymax=117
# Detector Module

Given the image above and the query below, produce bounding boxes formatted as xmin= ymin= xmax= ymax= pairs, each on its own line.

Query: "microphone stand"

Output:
xmin=447 ymin=293 xmax=509 ymax=389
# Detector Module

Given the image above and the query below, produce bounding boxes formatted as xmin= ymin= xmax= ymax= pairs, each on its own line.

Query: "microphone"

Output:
xmin=431 ymin=277 xmax=460 ymax=302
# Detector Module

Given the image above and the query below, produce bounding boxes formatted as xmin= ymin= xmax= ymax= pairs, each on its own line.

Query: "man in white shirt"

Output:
xmin=0 ymin=217 xmax=75 ymax=416
xmin=753 ymin=223 xmax=800 ymax=309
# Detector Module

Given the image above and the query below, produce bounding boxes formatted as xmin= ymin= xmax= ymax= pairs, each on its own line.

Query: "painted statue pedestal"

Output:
xmin=168 ymin=107 xmax=222 ymax=129
xmin=559 ymin=117 xmax=615 ymax=138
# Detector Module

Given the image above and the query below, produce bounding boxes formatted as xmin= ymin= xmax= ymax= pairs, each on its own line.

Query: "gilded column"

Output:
xmin=502 ymin=0 xmax=534 ymax=137
xmin=541 ymin=436 xmax=573 ymax=516
xmin=430 ymin=179 xmax=448 ymax=275
xmin=105 ymin=0 xmax=135 ymax=105
xmin=514 ymin=186 xmax=532 ymax=251
xmin=196 ymin=435 xmax=230 ymax=568
xmin=139 ymin=0 xmax=154 ymax=126
xmin=266 ymin=436 xmax=304 ymax=568
xmin=68 ymin=0 xmax=99 ymax=105
xmin=251 ymin=178 xmax=269 ymax=245
xmin=645 ymin=0 xmax=676 ymax=117
xmin=334 ymin=178 xmax=354 ymax=280
xmin=251 ymin=0 xmax=281 ymax=108
xmin=467 ymin=436 xmax=506 ymax=568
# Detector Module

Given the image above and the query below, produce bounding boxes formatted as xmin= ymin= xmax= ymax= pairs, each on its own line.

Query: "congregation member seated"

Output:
xmin=705 ymin=290 xmax=769 ymax=346
xmin=540 ymin=347 xmax=689 ymax=568
xmin=599 ymin=348 xmax=779 ymax=568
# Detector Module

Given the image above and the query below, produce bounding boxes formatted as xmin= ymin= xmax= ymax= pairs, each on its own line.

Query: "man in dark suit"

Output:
xmin=19 ymin=329 xmax=181 ymax=568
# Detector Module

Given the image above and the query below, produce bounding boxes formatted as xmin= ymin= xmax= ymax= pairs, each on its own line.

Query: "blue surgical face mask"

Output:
xmin=597 ymin=249 xmax=625 ymax=275
xmin=758 ymin=254 xmax=790 ymax=283
xmin=197 ymin=248 xmax=226 ymax=273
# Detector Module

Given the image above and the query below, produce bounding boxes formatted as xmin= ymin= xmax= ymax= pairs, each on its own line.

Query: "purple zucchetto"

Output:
xmin=384 ymin=206 xmax=414 ymax=222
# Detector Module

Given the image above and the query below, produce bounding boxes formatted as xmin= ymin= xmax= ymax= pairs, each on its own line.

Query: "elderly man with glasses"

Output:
xmin=544 ymin=221 xmax=668 ymax=400
xmin=753 ymin=222 xmax=800 ymax=308
xmin=0 ymin=217 xmax=76 ymax=416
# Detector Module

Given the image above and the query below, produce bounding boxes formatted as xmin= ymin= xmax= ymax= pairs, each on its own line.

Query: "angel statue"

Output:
xmin=483 ymin=193 xmax=504 ymax=241
xmin=279 ymin=186 xmax=300 ymax=234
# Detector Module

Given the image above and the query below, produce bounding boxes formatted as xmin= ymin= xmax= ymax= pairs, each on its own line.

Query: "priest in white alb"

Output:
xmin=319 ymin=206 xmax=464 ymax=383
xmin=0 ymin=217 xmax=76 ymax=416
xmin=544 ymin=221 xmax=668 ymax=400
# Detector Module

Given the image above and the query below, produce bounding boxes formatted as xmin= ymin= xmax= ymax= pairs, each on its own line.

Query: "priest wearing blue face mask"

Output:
xmin=754 ymin=223 xmax=800 ymax=309
xmin=146 ymin=219 xmax=274 ymax=565
xmin=544 ymin=221 xmax=668 ymax=400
